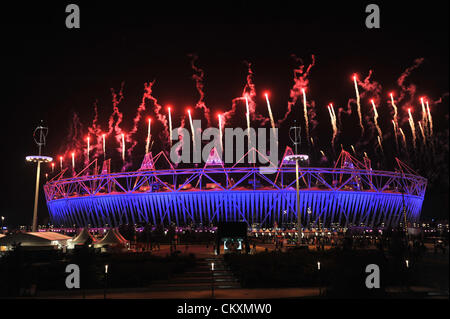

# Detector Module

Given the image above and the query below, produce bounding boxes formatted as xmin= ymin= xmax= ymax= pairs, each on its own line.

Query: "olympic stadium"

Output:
xmin=43 ymin=148 xmax=427 ymax=229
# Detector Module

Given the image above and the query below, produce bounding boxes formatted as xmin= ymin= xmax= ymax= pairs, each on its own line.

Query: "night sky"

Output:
xmin=1 ymin=1 xmax=448 ymax=226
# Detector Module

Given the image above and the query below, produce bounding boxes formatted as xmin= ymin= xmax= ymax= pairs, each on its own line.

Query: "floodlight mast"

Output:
xmin=26 ymin=122 xmax=52 ymax=232
xmin=289 ymin=121 xmax=303 ymax=242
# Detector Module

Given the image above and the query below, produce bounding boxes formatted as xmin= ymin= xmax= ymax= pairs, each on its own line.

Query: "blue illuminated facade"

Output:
xmin=47 ymin=189 xmax=424 ymax=228
xmin=44 ymin=154 xmax=427 ymax=228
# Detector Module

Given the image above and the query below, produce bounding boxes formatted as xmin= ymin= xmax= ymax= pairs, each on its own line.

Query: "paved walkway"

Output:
xmin=37 ymin=287 xmax=321 ymax=299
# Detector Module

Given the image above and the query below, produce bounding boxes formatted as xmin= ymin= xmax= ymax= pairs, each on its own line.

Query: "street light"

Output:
xmin=211 ymin=262 xmax=215 ymax=298
xmin=26 ymin=123 xmax=52 ymax=232
xmin=287 ymin=122 xmax=309 ymax=243
xmin=104 ymin=264 xmax=109 ymax=299
xmin=317 ymin=261 xmax=322 ymax=296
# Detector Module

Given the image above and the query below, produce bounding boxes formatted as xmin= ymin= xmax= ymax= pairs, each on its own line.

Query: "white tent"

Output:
xmin=0 ymin=232 xmax=72 ymax=251
xmin=68 ymin=228 xmax=97 ymax=249
xmin=94 ymin=228 xmax=128 ymax=251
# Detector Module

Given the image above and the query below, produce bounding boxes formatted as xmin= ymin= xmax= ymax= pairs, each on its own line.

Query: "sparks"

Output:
xmin=168 ymin=107 xmax=173 ymax=147
xmin=351 ymin=145 xmax=356 ymax=154
xmin=218 ymin=113 xmax=223 ymax=151
xmin=353 ymin=74 xmax=364 ymax=135
xmin=390 ymin=92 xmax=399 ymax=130
xmin=392 ymin=120 xmax=399 ymax=154
xmin=426 ymin=100 xmax=433 ymax=138
xmin=327 ymin=103 xmax=338 ymax=150
xmin=102 ymin=134 xmax=106 ymax=160
xmin=244 ymin=95 xmax=251 ymax=138
xmin=418 ymin=121 xmax=426 ymax=145
xmin=420 ymin=97 xmax=428 ymax=134
xmin=121 ymin=133 xmax=126 ymax=162
xmin=51 ymin=162 xmax=55 ymax=173
xmin=146 ymin=118 xmax=151 ymax=154
xmin=71 ymin=152 xmax=75 ymax=170
xmin=370 ymin=99 xmax=383 ymax=141
xmin=302 ymin=88 xmax=309 ymax=144
xmin=59 ymin=156 xmax=63 ymax=170
xmin=399 ymin=127 xmax=407 ymax=152
xmin=87 ymin=136 xmax=90 ymax=163
xmin=407 ymin=108 xmax=417 ymax=150
xmin=264 ymin=93 xmax=276 ymax=139
xmin=377 ymin=135 xmax=384 ymax=154
xmin=187 ymin=109 xmax=195 ymax=147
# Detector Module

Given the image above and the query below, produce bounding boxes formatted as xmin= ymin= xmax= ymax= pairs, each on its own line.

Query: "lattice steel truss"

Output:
xmin=43 ymin=149 xmax=427 ymax=228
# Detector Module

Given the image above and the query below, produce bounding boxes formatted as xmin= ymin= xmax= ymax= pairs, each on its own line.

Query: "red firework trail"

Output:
xmin=222 ymin=62 xmax=268 ymax=126
xmin=359 ymin=70 xmax=382 ymax=102
xmin=188 ymin=54 xmax=211 ymax=126
xmin=107 ymin=82 xmax=125 ymax=137
xmin=86 ymin=100 xmax=104 ymax=161
xmin=126 ymin=82 xmax=154 ymax=159
xmin=343 ymin=70 xmax=381 ymax=139
xmin=242 ymin=61 xmax=269 ymax=125
xmin=106 ymin=83 xmax=127 ymax=164
xmin=61 ymin=113 xmax=84 ymax=169
xmin=278 ymin=54 xmax=315 ymax=125
xmin=145 ymin=80 xmax=169 ymax=147
xmin=397 ymin=58 xmax=424 ymax=108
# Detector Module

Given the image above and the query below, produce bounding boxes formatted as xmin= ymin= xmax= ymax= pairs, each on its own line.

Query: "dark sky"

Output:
xmin=1 ymin=1 xmax=448 ymax=226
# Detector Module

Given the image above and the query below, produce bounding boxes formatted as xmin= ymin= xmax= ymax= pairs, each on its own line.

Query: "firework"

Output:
xmin=392 ymin=120 xmax=399 ymax=154
xmin=187 ymin=109 xmax=195 ymax=147
xmin=353 ymin=74 xmax=364 ymax=135
xmin=390 ymin=92 xmax=399 ymax=128
xmin=264 ymin=93 xmax=276 ymax=137
xmin=426 ymin=101 xmax=433 ymax=138
xmin=399 ymin=127 xmax=407 ymax=152
xmin=71 ymin=152 xmax=75 ymax=170
xmin=146 ymin=118 xmax=151 ymax=154
xmin=327 ymin=103 xmax=338 ymax=150
xmin=245 ymin=95 xmax=251 ymax=138
xmin=302 ymin=88 xmax=309 ymax=144
xmin=87 ymin=136 xmax=90 ymax=163
xmin=121 ymin=133 xmax=125 ymax=162
xmin=102 ymin=134 xmax=106 ymax=160
xmin=264 ymin=93 xmax=275 ymax=130
xmin=420 ymin=97 xmax=428 ymax=133
xmin=407 ymin=108 xmax=417 ymax=150
xmin=377 ymin=135 xmax=384 ymax=154
xmin=351 ymin=145 xmax=356 ymax=155
xmin=370 ymin=99 xmax=383 ymax=141
xmin=418 ymin=121 xmax=426 ymax=144
xmin=51 ymin=162 xmax=55 ymax=173
xmin=218 ymin=113 xmax=223 ymax=151
xmin=59 ymin=156 xmax=63 ymax=170
xmin=168 ymin=107 xmax=173 ymax=146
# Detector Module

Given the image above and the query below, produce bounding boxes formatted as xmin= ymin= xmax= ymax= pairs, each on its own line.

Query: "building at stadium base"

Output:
xmin=44 ymin=148 xmax=427 ymax=229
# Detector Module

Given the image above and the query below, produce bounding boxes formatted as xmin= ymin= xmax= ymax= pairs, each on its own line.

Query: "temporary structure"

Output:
xmin=94 ymin=228 xmax=128 ymax=251
xmin=68 ymin=228 xmax=97 ymax=249
xmin=0 ymin=232 xmax=72 ymax=251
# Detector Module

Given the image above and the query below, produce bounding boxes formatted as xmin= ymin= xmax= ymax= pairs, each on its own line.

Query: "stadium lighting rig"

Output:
xmin=26 ymin=122 xmax=53 ymax=232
